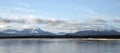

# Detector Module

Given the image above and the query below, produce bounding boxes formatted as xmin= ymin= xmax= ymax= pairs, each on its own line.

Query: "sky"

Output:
xmin=0 ymin=0 xmax=120 ymax=33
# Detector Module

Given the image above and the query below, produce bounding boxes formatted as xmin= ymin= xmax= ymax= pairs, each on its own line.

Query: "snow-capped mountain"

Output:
xmin=18 ymin=28 xmax=55 ymax=35
xmin=2 ymin=29 xmax=19 ymax=34
xmin=0 ymin=27 xmax=120 ymax=36
xmin=66 ymin=29 xmax=120 ymax=36
xmin=0 ymin=28 xmax=55 ymax=36
xmin=65 ymin=25 xmax=120 ymax=36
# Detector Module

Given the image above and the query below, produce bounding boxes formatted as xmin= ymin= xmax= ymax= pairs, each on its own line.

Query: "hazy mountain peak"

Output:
xmin=0 ymin=27 xmax=55 ymax=36
xmin=69 ymin=29 xmax=120 ymax=36
xmin=2 ymin=29 xmax=19 ymax=34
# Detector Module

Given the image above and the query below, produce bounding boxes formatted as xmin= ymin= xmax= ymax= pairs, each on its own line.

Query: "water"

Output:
xmin=0 ymin=39 xmax=120 ymax=53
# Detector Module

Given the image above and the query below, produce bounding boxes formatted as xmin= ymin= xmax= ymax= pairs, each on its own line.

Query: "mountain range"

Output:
xmin=66 ymin=30 xmax=120 ymax=36
xmin=0 ymin=28 xmax=120 ymax=37
xmin=0 ymin=28 xmax=55 ymax=36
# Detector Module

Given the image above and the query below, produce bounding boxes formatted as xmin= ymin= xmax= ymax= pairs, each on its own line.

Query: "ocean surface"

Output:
xmin=0 ymin=39 xmax=120 ymax=53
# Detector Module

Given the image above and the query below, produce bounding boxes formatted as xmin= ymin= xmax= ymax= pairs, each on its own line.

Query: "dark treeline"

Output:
xmin=0 ymin=35 xmax=120 ymax=39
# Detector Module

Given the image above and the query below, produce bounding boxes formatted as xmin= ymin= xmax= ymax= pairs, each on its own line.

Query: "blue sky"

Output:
xmin=0 ymin=0 xmax=120 ymax=33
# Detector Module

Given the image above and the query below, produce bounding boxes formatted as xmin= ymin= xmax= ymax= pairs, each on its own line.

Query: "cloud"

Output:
xmin=0 ymin=17 xmax=81 ymax=32
xmin=10 ymin=7 xmax=35 ymax=12
xmin=17 ymin=2 xmax=31 ymax=7
xmin=0 ymin=18 xmax=12 ymax=24
xmin=0 ymin=17 xmax=65 ymax=25
xmin=0 ymin=17 xmax=113 ymax=33
xmin=87 ymin=18 xmax=107 ymax=23
xmin=112 ymin=19 xmax=120 ymax=23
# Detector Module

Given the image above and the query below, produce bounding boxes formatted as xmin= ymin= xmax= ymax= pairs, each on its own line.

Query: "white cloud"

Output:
xmin=87 ymin=18 xmax=107 ymax=23
xmin=0 ymin=16 xmax=116 ymax=33
xmin=17 ymin=2 xmax=31 ymax=7
xmin=11 ymin=7 xmax=35 ymax=12
xmin=112 ymin=19 xmax=120 ymax=23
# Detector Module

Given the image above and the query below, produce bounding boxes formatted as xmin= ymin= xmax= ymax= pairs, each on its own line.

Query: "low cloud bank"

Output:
xmin=0 ymin=17 xmax=117 ymax=32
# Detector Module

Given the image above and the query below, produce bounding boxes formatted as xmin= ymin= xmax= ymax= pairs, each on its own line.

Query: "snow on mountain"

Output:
xmin=2 ymin=29 xmax=19 ymax=34
xmin=67 ymin=29 xmax=120 ymax=36
xmin=0 ymin=28 xmax=55 ymax=36
xmin=0 ymin=25 xmax=120 ymax=36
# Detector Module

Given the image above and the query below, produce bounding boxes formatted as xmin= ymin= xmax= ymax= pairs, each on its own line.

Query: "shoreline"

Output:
xmin=0 ymin=38 xmax=120 ymax=41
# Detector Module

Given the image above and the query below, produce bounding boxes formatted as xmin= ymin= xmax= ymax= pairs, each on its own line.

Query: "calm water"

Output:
xmin=0 ymin=39 xmax=120 ymax=53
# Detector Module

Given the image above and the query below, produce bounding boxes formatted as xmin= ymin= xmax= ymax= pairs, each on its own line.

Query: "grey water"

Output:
xmin=0 ymin=39 xmax=120 ymax=53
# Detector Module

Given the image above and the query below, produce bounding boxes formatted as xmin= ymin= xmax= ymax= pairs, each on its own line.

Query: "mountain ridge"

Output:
xmin=0 ymin=28 xmax=55 ymax=36
xmin=66 ymin=30 xmax=120 ymax=36
xmin=0 ymin=28 xmax=120 ymax=36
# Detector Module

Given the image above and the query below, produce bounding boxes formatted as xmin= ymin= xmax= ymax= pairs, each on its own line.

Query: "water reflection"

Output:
xmin=0 ymin=39 xmax=120 ymax=53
